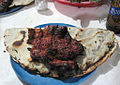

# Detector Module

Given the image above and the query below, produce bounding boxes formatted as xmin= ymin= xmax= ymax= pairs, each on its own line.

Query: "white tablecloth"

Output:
xmin=0 ymin=1 xmax=120 ymax=85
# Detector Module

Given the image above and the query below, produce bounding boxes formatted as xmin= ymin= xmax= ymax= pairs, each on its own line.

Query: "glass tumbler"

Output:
xmin=35 ymin=0 xmax=48 ymax=11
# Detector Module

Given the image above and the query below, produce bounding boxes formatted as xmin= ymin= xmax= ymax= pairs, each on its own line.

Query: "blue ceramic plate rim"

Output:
xmin=10 ymin=23 xmax=96 ymax=85
xmin=0 ymin=6 xmax=23 ymax=15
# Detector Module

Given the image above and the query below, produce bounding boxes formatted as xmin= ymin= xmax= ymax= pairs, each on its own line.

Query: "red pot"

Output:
xmin=56 ymin=0 xmax=104 ymax=7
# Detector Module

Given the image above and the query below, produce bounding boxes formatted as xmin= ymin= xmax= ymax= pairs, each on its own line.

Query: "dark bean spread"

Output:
xmin=28 ymin=25 xmax=84 ymax=78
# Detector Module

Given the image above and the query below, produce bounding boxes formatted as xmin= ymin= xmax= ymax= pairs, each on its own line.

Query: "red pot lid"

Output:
xmin=56 ymin=0 xmax=104 ymax=7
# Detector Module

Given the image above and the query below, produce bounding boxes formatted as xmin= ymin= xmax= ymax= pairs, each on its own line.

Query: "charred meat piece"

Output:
xmin=49 ymin=59 xmax=75 ymax=70
xmin=49 ymin=59 xmax=79 ymax=79
xmin=34 ymin=28 xmax=43 ymax=38
xmin=29 ymin=26 xmax=84 ymax=61
xmin=54 ymin=26 xmax=68 ymax=38
xmin=31 ymin=37 xmax=52 ymax=60
xmin=28 ymin=25 xmax=84 ymax=78
xmin=27 ymin=29 xmax=35 ymax=44
xmin=52 ymin=37 xmax=84 ymax=60
xmin=28 ymin=28 xmax=43 ymax=44
xmin=0 ymin=0 xmax=13 ymax=13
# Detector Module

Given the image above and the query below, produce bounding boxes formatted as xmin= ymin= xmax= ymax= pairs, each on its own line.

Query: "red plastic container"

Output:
xmin=56 ymin=0 xmax=104 ymax=7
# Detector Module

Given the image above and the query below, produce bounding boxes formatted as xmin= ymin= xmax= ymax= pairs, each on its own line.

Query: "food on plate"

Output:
xmin=4 ymin=25 xmax=118 ymax=79
xmin=28 ymin=25 xmax=84 ymax=78
xmin=0 ymin=0 xmax=34 ymax=13
xmin=0 ymin=0 xmax=13 ymax=13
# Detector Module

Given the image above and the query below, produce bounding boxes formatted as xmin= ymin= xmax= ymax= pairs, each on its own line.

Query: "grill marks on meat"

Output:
xmin=50 ymin=59 xmax=75 ymax=70
xmin=28 ymin=25 xmax=84 ymax=78
xmin=0 ymin=0 xmax=13 ymax=13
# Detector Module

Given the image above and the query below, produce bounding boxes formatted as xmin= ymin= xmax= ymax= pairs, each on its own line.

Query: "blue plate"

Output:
xmin=10 ymin=23 xmax=96 ymax=85
xmin=0 ymin=6 xmax=23 ymax=15
xmin=34 ymin=23 xmax=76 ymax=28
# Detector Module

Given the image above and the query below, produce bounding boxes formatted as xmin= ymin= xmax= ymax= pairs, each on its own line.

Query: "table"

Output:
xmin=0 ymin=1 xmax=120 ymax=85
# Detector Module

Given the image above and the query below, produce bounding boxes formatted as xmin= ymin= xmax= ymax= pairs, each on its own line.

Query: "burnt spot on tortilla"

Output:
xmin=12 ymin=30 xmax=26 ymax=47
xmin=80 ymin=29 xmax=84 ymax=32
xmin=6 ymin=46 xmax=8 ymax=51
xmin=75 ymin=33 xmax=78 ymax=37
xmin=107 ymin=42 xmax=114 ymax=48
xmin=11 ymin=48 xmax=18 ymax=53
xmin=4 ymin=42 xmax=6 ymax=46
xmin=20 ymin=30 xmax=26 ymax=39
xmin=3 ymin=35 xmax=6 ymax=37
xmin=27 ymin=48 xmax=31 ymax=51
xmin=3 ymin=50 xmax=6 ymax=53
xmin=13 ymin=40 xmax=23 ymax=47
xmin=86 ymin=44 xmax=92 ymax=47
xmin=20 ymin=31 xmax=26 ymax=35
xmin=13 ymin=56 xmax=17 ymax=60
